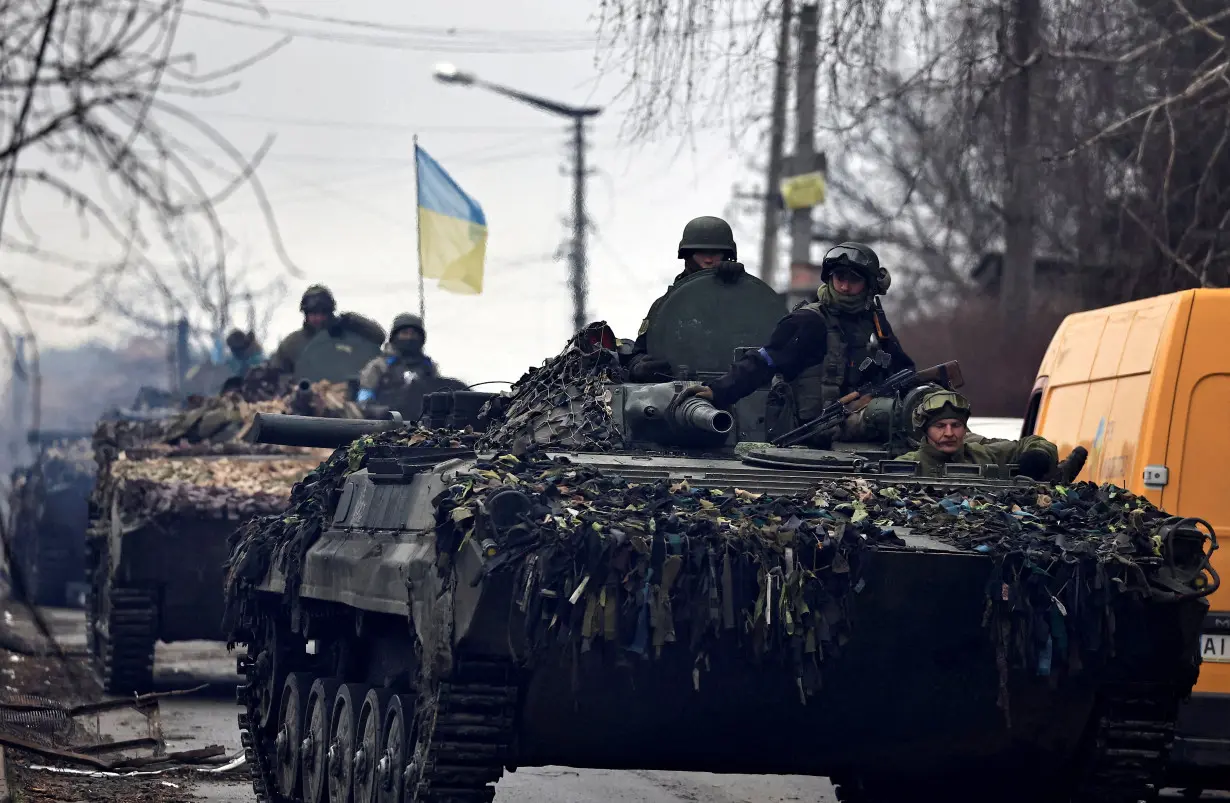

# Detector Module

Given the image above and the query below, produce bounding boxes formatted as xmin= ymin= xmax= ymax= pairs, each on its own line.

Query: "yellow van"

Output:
xmin=1026 ymin=288 xmax=1230 ymax=789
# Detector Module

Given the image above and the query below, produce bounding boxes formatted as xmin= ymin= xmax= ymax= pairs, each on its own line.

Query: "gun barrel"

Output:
xmin=672 ymin=397 xmax=734 ymax=435
xmin=250 ymin=413 xmax=399 ymax=448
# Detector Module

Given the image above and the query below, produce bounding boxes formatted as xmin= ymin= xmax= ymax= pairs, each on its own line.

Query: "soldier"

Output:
xmin=224 ymin=329 xmax=264 ymax=378
xmin=678 ymin=242 xmax=914 ymax=444
xmin=356 ymin=313 xmax=438 ymax=408
xmin=626 ymin=216 xmax=746 ymax=381
xmin=895 ymin=389 xmax=1059 ymax=479
xmin=269 ymin=285 xmax=386 ymax=376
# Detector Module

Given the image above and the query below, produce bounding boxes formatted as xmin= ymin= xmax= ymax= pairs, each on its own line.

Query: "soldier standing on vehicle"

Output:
xmin=625 ymin=216 xmax=747 ymax=382
xmin=677 ymin=242 xmax=914 ymax=444
xmin=270 ymin=285 xmax=386 ymax=376
xmin=356 ymin=313 xmax=438 ymax=408
xmin=895 ymin=389 xmax=1059 ymax=479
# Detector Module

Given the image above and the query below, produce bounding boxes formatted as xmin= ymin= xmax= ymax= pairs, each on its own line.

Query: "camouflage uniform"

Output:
xmin=896 ymin=389 xmax=1058 ymax=478
xmin=703 ymin=243 xmax=913 ymax=444
xmin=357 ymin=313 xmax=438 ymax=407
xmin=270 ymin=285 xmax=385 ymax=376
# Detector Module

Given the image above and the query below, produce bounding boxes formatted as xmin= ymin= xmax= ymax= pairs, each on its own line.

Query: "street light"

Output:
xmin=432 ymin=62 xmax=475 ymax=86
xmin=432 ymin=64 xmax=602 ymax=335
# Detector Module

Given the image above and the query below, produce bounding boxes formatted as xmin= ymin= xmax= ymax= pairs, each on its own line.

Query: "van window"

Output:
xmin=1022 ymin=388 xmax=1042 ymax=436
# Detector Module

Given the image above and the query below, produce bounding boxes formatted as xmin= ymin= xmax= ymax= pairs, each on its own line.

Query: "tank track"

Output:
xmin=94 ymin=587 xmax=158 ymax=695
xmin=1070 ymin=681 xmax=1179 ymax=803
xmin=236 ymin=642 xmax=282 ymax=803
xmin=406 ymin=656 xmax=517 ymax=803
xmin=833 ymin=681 xmax=1180 ymax=803
xmin=236 ymin=625 xmax=517 ymax=803
xmin=85 ymin=530 xmax=158 ymax=695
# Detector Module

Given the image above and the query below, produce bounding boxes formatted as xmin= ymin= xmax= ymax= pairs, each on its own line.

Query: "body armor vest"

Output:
xmin=789 ymin=302 xmax=881 ymax=422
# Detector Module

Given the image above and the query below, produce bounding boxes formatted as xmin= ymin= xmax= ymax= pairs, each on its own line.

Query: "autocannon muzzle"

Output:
xmin=672 ymin=396 xmax=733 ymax=435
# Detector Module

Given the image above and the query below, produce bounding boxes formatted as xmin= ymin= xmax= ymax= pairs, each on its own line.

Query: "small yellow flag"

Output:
xmin=780 ymin=171 xmax=826 ymax=210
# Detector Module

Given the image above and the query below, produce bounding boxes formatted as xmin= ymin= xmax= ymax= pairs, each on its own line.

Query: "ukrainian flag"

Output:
xmin=415 ymin=144 xmax=487 ymax=295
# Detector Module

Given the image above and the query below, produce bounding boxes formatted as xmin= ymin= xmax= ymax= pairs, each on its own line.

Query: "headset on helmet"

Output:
xmin=821 ymin=242 xmax=890 ymax=295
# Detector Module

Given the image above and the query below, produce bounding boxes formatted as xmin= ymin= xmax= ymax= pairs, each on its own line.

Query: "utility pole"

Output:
xmin=759 ymin=0 xmax=793 ymax=285
xmin=570 ymin=118 xmax=590 ymax=334
xmin=1000 ymin=0 xmax=1041 ymax=318
xmin=432 ymin=65 xmax=601 ymax=334
xmin=790 ymin=3 xmax=820 ymax=276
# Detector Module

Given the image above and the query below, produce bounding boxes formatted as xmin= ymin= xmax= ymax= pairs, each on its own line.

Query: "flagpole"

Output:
xmin=413 ymin=134 xmax=426 ymax=325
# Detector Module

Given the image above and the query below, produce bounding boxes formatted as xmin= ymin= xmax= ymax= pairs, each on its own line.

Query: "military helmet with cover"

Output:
xmin=390 ymin=312 xmax=426 ymax=342
xmin=300 ymin=284 xmax=336 ymax=314
xmin=820 ymin=242 xmax=891 ymax=295
xmin=677 ymin=216 xmax=737 ymax=261
xmin=910 ymin=389 xmax=972 ymax=432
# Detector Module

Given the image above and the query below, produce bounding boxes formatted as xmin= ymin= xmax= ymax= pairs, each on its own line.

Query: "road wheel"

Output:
xmin=377 ymin=695 xmax=416 ymax=803
xmin=327 ymin=683 xmax=368 ymax=803
xmin=275 ymin=672 xmax=313 ymax=798
xmin=302 ymin=677 xmax=341 ymax=803
xmin=353 ymin=688 xmax=394 ymax=803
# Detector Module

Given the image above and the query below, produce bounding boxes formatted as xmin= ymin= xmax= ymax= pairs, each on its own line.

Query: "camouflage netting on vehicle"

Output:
xmin=98 ymin=379 xmax=362 ymax=451
xmin=477 ymin=322 xmax=623 ymax=455
xmin=90 ymin=382 xmax=353 ymax=533
xmin=106 ymin=456 xmax=326 ymax=521
xmin=434 ymin=452 xmax=901 ymax=700
xmin=224 ymin=411 xmax=1188 ymax=710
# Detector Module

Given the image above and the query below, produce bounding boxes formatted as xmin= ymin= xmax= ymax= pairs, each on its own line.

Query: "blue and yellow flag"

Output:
xmin=415 ymin=144 xmax=487 ymax=295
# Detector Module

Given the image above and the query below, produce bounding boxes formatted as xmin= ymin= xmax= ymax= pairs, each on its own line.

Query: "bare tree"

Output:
xmin=0 ymin=0 xmax=300 ymax=339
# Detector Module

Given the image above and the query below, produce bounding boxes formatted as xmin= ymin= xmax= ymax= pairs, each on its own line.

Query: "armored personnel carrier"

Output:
xmin=225 ymin=271 xmax=1215 ymax=803
xmin=7 ymin=430 xmax=96 ymax=607
xmin=7 ymin=388 xmax=185 ymax=609
xmin=85 ymin=382 xmax=357 ymax=694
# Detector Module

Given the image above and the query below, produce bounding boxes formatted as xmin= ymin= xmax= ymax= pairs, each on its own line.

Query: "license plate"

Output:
xmin=1201 ymin=634 xmax=1230 ymax=662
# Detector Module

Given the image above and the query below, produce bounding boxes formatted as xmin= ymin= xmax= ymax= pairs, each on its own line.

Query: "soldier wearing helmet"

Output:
xmin=625 ymin=216 xmax=747 ymax=382
xmin=269 ymin=284 xmax=386 ymax=376
xmin=678 ymin=242 xmax=914 ymax=445
xmin=224 ymin=328 xmax=264 ymax=378
xmin=356 ymin=313 xmax=438 ymax=410
xmin=895 ymin=389 xmax=1058 ymax=479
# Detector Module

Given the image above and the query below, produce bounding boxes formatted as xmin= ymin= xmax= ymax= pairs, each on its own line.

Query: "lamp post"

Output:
xmin=433 ymin=63 xmax=603 ymax=334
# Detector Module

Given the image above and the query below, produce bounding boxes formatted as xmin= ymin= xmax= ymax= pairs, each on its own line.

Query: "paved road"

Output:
xmin=16 ymin=606 xmax=841 ymax=802
xmin=13 ymin=607 xmax=1228 ymax=802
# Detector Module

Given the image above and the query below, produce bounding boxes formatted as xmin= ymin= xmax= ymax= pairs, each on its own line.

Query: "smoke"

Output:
xmin=1 ymin=336 xmax=176 ymax=475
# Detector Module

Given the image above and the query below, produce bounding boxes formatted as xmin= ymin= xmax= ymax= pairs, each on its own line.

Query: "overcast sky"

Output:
xmin=12 ymin=0 xmax=780 ymax=389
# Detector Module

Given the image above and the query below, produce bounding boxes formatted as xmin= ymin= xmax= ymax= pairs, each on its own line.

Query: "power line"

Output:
xmin=198 ymin=0 xmax=599 ymax=40
xmin=201 ymin=110 xmax=568 ymax=133
xmin=173 ymin=7 xmax=598 ymax=54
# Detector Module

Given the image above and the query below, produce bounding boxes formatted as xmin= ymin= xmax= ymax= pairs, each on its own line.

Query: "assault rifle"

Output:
xmin=771 ymin=361 xmax=964 ymax=448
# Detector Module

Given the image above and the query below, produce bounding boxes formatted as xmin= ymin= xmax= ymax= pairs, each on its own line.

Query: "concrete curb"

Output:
xmin=0 ymin=746 xmax=10 ymax=803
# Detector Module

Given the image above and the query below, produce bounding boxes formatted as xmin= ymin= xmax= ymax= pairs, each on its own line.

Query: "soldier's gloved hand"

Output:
xmin=715 ymin=260 xmax=746 ymax=283
xmin=676 ymin=385 xmax=714 ymax=402
xmin=628 ymin=357 xmax=673 ymax=382
xmin=1017 ymin=448 xmax=1056 ymax=481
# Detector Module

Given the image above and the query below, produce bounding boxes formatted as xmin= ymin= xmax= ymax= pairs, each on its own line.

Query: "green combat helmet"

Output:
xmin=390 ymin=313 xmax=426 ymax=342
xmin=678 ymin=216 xmax=737 ymax=260
xmin=300 ymin=284 xmax=336 ymax=315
